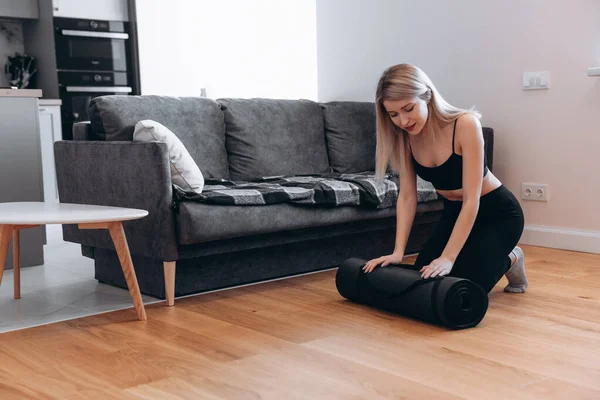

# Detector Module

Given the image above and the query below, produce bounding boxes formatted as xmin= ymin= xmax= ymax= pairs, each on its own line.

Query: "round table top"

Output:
xmin=0 ymin=202 xmax=148 ymax=225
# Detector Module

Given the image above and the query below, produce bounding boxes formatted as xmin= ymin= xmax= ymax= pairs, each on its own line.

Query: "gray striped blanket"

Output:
xmin=173 ymin=172 xmax=438 ymax=209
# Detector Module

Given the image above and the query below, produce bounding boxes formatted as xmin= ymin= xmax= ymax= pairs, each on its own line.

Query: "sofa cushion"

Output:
xmin=177 ymin=199 xmax=443 ymax=245
xmin=217 ymin=98 xmax=331 ymax=180
xmin=320 ymin=101 xmax=377 ymax=173
xmin=89 ymin=95 xmax=230 ymax=179
xmin=133 ymin=120 xmax=205 ymax=193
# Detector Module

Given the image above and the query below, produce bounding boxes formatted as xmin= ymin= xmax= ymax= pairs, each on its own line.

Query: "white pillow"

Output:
xmin=133 ymin=119 xmax=205 ymax=194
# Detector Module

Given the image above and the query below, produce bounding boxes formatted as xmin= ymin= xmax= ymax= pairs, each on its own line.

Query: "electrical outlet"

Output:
xmin=521 ymin=183 xmax=549 ymax=201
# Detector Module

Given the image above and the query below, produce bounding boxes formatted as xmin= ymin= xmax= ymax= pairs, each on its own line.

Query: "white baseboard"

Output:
xmin=520 ymin=225 xmax=600 ymax=254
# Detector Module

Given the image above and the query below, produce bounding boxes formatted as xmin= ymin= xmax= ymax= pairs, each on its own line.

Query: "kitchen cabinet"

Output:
xmin=0 ymin=90 xmax=45 ymax=268
xmin=0 ymin=0 xmax=39 ymax=19
xmin=38 ymin=101 xmax=63 ymax=204
xmin=53 ymin=0 xmax=129 ymax=21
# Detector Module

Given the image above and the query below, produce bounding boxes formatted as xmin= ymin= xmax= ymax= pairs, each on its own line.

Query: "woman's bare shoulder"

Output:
xmin=456 ymin=113 xmax=482 ymax=132
xmin=455 ymin=113 xmax=484 ymax=150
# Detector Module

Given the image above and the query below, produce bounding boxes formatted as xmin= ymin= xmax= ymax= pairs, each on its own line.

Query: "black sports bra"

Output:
xmin=410 ymin=120 xmax=488 ymax=191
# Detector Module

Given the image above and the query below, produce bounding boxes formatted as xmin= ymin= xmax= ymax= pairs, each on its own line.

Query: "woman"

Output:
xmin=363 ymin=64 xmax=527 ymax=294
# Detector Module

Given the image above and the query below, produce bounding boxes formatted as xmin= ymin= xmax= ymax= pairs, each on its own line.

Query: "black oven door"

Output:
xmin=60 ymin=86 xmax=132 ymax=140
xmin=55 ymin=30 xmax=130 ymax=72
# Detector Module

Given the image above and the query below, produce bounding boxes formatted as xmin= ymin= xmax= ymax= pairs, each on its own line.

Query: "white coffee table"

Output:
xmin=0 ymin=202 xmax=149 ymax=321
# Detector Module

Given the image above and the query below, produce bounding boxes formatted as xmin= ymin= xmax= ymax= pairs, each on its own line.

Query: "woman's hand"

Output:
xmin=363 ymin=253 xmax=404 ymax=273
xmin=420 ymin=257 xmax=454 ymax=279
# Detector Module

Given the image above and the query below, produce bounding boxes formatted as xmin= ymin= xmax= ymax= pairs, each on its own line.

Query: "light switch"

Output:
xmin=588 ymin=67 xmax=600 ymax=76
xmin=523 ymin=71 xmax=550 ymax=90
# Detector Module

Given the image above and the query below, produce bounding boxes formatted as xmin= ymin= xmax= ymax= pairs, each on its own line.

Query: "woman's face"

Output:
xmin=383 ymin=96 xmax=429 ymax=136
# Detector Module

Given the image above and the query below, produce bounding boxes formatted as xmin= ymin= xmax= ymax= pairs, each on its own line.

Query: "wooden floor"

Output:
xmin=0 ymin=245 xmax=599 ymax=399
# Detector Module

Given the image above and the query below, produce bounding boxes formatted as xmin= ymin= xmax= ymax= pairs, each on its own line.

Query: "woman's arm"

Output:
xmin=440 ymin=115 xmax=484 ymax=261
xmin=363 ymin=144 xmax=418 ymax=272
xmin=421 ymin=114 xmax=485 ymax=278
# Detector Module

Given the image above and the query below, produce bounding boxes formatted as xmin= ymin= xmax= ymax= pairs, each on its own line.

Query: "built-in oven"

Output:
xmin=54 ymin=17 xmax=131 ymax=72
xmin=58 ymin=71 xmax=132 ymax=140
xmin=54 ymin=16 xmax=136 ymax=140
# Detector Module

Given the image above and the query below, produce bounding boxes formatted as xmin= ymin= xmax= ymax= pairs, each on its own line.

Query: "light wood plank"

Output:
xmin=10 ymin=225 xmax=40 ymax=231
xmin=0 ymin=244 xmax=597 ymax=399
xmin=522 ymin=377 xmax=600 ymax=399
xmin=78 ymin=222 xmax=112 ymax=230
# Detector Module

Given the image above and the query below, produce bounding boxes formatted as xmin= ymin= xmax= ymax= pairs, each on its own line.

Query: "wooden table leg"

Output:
xmin=13 ymin=230 xmax=20 ymax=299
xmin=0 ymin=225 xmax=12 ymax=287
xmin=164 ymin=261 xmax=176 ymax=306
xmin=107 ymin=222 xmax=147 ymax=321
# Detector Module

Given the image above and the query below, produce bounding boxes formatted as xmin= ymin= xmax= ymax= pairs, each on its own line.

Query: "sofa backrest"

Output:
xmin=320 ymin=100 xmax=495 ymax=174
xmin=88 ymin=95 xmax=230 ymax=179
xmin=320 ymin=101 xmax=377 ymax=173
xmin=482 ymin=127 xmax=494 ymax=172
xmin=83 ymin=95 xmax=494 ymax=182
xmin=216 ymin=98 xmax=331 ymax=181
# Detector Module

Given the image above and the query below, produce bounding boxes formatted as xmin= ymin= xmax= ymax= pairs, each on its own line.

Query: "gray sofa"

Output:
xmin=54 ymin=96 xmax=494 ymax=305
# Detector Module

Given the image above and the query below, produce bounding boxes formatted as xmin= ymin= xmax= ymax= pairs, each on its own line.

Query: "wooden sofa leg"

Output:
xmin=164 ymin=261 xmax=176 ymax=306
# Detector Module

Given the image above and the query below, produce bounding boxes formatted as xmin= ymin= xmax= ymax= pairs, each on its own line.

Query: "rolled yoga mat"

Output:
xmin=335 ymin=257 xmax=489 ymax=329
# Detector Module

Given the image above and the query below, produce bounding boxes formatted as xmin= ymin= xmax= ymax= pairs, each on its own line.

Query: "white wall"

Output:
xmin=136 ymin=0 xmax=318 ymax=100
xmin=317 ymin=0 xmax=600 ymax=252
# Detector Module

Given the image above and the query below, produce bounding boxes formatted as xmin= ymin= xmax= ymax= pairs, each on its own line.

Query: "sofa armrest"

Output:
xmin=54 ymin=140 xmax=178 ymax=261
xmin=482 ymin=127 xmax=494 ymax=172
xmin=73 ymin=121 xmax=93 ymax=141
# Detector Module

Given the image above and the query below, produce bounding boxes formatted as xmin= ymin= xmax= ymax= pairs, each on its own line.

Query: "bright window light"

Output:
xmin=136 ymin=0 xmax=318 ymax=100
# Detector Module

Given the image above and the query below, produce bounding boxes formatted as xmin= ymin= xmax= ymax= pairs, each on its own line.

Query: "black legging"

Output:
xmin=412 ymin=185 xmax=525 ymax=293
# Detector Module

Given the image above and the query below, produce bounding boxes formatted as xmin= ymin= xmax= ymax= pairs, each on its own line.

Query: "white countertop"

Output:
xmin=39 ymin=99 xmax=62 ymax=106
xmin=0 ymin=88 xmax=43 ymax=98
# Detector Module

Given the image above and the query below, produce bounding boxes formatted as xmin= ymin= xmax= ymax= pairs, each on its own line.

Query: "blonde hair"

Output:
xmin=375 ymin=64 xmax=481 ymax=180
